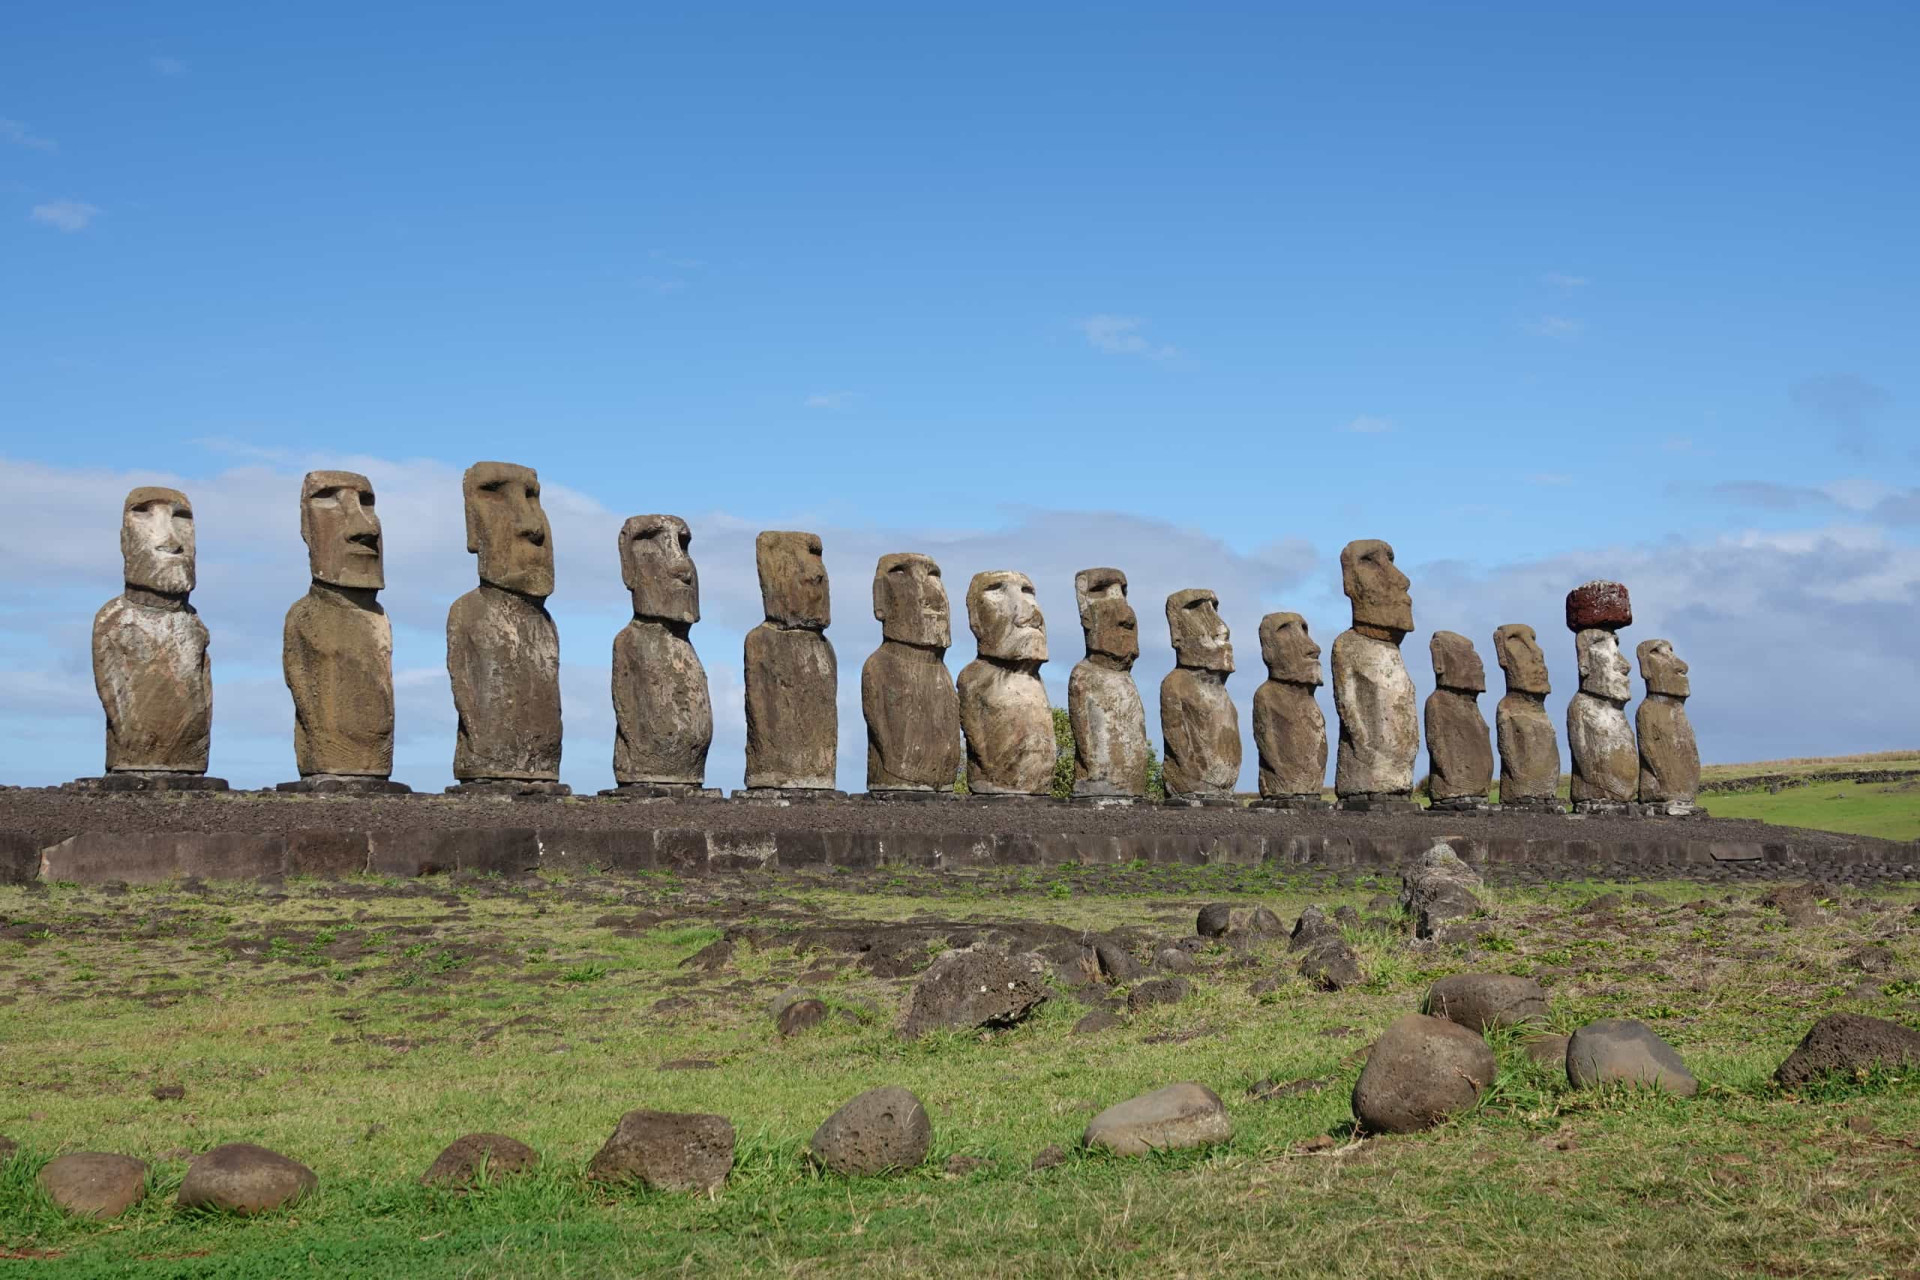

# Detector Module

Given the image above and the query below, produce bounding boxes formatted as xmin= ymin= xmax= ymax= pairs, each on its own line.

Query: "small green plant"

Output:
xmin=560 ymin=962 xmax=609 ymax=983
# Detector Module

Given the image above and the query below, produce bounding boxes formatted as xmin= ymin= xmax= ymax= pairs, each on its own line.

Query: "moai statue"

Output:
xmin=1424 ymin=631 xmax=1493 ymax=810
xmin=1066 ymin=567 xmax=1149 ymax=801
xmin=957 ymin=571 xmax=1052 ymax=797
xmin=1564 ymin=581 xmax=1635 ymax=811
xmin=1330 ymin=539 xmax=1418 ymax=809
xmin=742 ymin=531 xmax=840 ymax=795
xmin=1251 ymin=612 xmax=1328 ymax=808
xmin=1492 ymin=623 xmax=1561 ymax=811
xmin=280 ymin=471 xmax=406 ymax=793
xmin=83 ymin=486 xmax=227 ymax=790
xmin=1636 ymin=638 xmax=1700 ymax=811
xmin=607 ymin=515 xmax=715 ymax=798
xmin=862 ymin=553 xmax=961 ymax=796
xmin=1160 ymin=589 xmax=1240 ymax=801
xmin=446 ymin=462 xmax=567 ymax=795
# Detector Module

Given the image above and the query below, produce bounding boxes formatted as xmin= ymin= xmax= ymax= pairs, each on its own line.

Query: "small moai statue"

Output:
xmin=280 ymin=471 xmax=406 ymax=793
xmin=862 ymin=553 xmax=962 ymax=796
xmin=1423 ymin=631 xmax=1493 ymax=810
xmin=1160 ymin=589 xmax=1241 ymax=802
xmin=1636 ymin=638 xmax=1701 ymax=812
xmin=607 ymin=515 xmax=716 ymax=798
xmin=82 ymin=486 xmax=227 ymax=790
xmin=1492 ymin=623 xmax=1561 ymax=811
xmin=1564 ymin=580 xmax=1635 ymax=812
xmin=957 ymin=571 xmax=1053 ymax=797
xmin=1330 ymin=539 xmax=1419 ymax=809
xmin=1251 ymin=612 xmax=1328 ymax=808
xmin=742 ymin=531 xmax=841 ymax=795
xmin=446 ymin=461 xmax=567 ymax=795
xmin=1066 ymin=567 xmax=1149 ymax=802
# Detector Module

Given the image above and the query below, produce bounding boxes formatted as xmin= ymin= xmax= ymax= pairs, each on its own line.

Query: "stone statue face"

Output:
xmin=968 ymin=570 xmax=1047 ymax=662
xmin=463 ymin=461 xmax=554 ymax=598
xmin=1638 ymin=638 xmax=1690 ymax=698
xmin=1074 ymin=567 xmax=1138 ymax=664
xmin=121 ymin=486 xmax=195 ymax=596
xmin=1494 ymin=623 xmax=1550 ymax=696
xmin=756 ymin=531 xmax=830 ymax=629
xmin=300 ymin=470 xmax=383 ymax=591
xmin=1340 ymin=538 xmax=1413 ymax=635
xmin=1430 ymin=630 xmax=1486 ymax=694
xmin=873 ymin=552 xmax=949 ymax=648
xmin=1258 ymin=612 xmax=1321 ymax=686
xmin=1167 ymin=588 xmax=1233 ymax=673
xmin=1575 ymin=628 xmax=1632 ymax=701
xmin=620 ymin=514 xmax=698 ymax=624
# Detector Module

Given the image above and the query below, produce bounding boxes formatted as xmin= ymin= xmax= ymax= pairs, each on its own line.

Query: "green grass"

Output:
xmin=1705 ymin=778 xmax=1920 ymax=841
xmin=2 ymin=867 xmax=1917 ymax=1276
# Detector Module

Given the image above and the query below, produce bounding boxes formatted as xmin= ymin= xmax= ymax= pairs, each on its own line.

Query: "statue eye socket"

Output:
xmin=360 ymin=492 xmax=375 ymax=508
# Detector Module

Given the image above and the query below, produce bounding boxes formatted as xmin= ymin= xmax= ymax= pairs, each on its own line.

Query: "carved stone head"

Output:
xmin=1430 ymin=631 xmax=1486 ymax=694
xmin=1258 ymin=612 xmax=1322 ymax=686
xmin=1637 ymin=638 xmax=1690 ymax=698
xmin=755 ymin=531 xmax=829 ymax=629
xmin=300 ymin=470 xmax=383 ymax=591
xmin=121 ymin=485 xmax=196 ymax=596
xmin=1575 ymin=628 xmax=1632 ymax=702
xmin=1167 ymin=588 xmax=1233 ymax=673
xmin=620 ymin=514 xmax=698 ymax=624
xmin=873 ymin=552 xmax=948 ymax=648
xmin=1340 ymin=538 xmax=1413 ymax=636
xmin=967 ymin=570 xmax=1047 ymax=663
xmin=1074 ymin=567 xmax=1138 ymax=665
xmin=1494 ymin=623 xmax=1550 ymax=696
xmin=463 ymin=461 xmax=553 ymax=598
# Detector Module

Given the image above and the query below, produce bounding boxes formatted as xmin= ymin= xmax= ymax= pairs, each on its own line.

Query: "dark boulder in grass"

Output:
xmin=1566 ymin=1019 xmax=1698 ymax=1096
xmin=1196 ymin=903 xmax=1284 ymax=940
xmin=897 ymin=947 xmax=1048 ymax=1038
xmin=1288 ymin=905 xmax=1342 ymax=953
xmin=39 ymin=1152 xmax=148 ymax=1219
xmin=1426 ymin=974 xmax=1548 ymax=1032
xmin=810 ymin=1087 xmax=932 ymax=1176
xmin=1352 ymin=1013 xmax=1497 ymax=1134
xmin=420 ymin=1133 xmax=539 ymax=1187
xmin=777 ymin=998 xmax=830 ymax=1037
xmin=1083 ymin=1083 xmax=1232 ymax=1156
xmin=1399 ymin=844 xmax=1485 ymax=939
xmin=1775 ymin=1013 xmax=1920 ymax=1089
xmin=1126 ymin=977 xmax=1192 ymax=1012
xmin=177 ymin=1143 xmax=316 ymax=1214
xmin=588 ymin=1110 xmax=734 ymax=1192
xmin=1297 ymin=939 xmax=1366 ymax=991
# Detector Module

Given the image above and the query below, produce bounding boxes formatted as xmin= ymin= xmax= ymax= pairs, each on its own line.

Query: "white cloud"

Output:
xmin=1076 ymin=315 xmax=1178 ymax=360
xmin=1524 ymin=315 xmax=1584 ymax=338
xmin=1341 ymin=415 xmax=1393 ymax=435
xmin=150 ymin=55 xmax=187 ymax=76
xmin=0 ymin=118 xmax=56 ymax=152
xmin=1542 ymin=272 xmax=1590 ymax=289
xmin=804 ymin=391 xmax=857 ymax=410
xmin=30 ymin=199 xmax=101 ymax=233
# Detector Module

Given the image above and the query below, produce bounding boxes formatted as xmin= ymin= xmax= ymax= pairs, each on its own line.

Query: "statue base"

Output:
xmin=1631 ymin=801 xmax=1707 ymax=819
xmin=69 ymin=773 xmax=229 ymax=793
xmin=444 ymin=780 xmax=572 ymax=799
xmin=961 ymin=792 xmax=1056 ymax=806
xmin=1070 ymin=781 xmax=1144 ymax=807
xmin=1428 ymin=796 xmax=1494 ymax=813
xmin=732 ymin=788 xmax=848 ymax=805
xmin=1161 ymin=794 xmax=1241 ymax=809
xmin=1250 ymin=794 xmax=1332 ymax=812
xmin=1496 ymin=796 xmax=1566 ymax=814
xmin=276 ymin=776 xmax=412 ymax=795
xmin=1337 ymin=792 xmax=1421 ymax=813
xmin=599 ymin=783 xmax=723 ymax=801
xmin=1570 ymin=799 xmax=1631 ymax=817
xmin=865 ymin=789 xmax=958 ymax=803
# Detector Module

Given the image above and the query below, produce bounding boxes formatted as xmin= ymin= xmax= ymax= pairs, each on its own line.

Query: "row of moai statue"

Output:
xmin=82 ymin=465 xmax=1701 ymax=813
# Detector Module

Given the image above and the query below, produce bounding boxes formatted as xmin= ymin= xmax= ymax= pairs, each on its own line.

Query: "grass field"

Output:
xmin=2 ymin=862 xmax=1917 ymax=1277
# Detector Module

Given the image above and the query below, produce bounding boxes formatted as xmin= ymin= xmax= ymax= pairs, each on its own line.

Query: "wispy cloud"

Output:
xmin=1341 ymin=415 xmax=1393 ymax=435
xmin=1541 ymin=272 xmax=1589 ymax=289
xmin=1524 ymin=315 xmax=1584 ymax=338
xmin=1075 ymin=315 xmax=1177 ymax=360
xmin=150 ymin=55 xmax=187 ymax=76
xmin=804 ymin=391 xmax=858 ymax=410
xmin=30 ymin=199 xmax=101 ymax=233
xmin=0 ymin=119 xmax=57 ymax=152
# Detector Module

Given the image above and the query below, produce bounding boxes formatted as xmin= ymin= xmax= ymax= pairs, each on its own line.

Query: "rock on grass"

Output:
xmin=810 ymin=1087 xmax=931 ymax=1176
xmin=1426 ymin=974 xmax=1548 ymax=1032
xmin=420 ymin=1133 xmax=539 ymax=1187
xmin=897 ymin=947 xmax=1049 ymax=1038
xmin=1775 ymin=1013 xmax=1920 ymax=1088
xmin=1083 ymin=1083 xmax=1232 ymax=1156
xmin=1400 ymin=844 xmax=1485 ymax=939
xmin=1352 ymin=1013 xmax=1497 ymax=1134
xmin=1126 ymin=977 xmax=1192 ymax=1012
xmin=39 ymin=1153 xmax=147 ymax=1219
xmin=1566 ymin=1019 xmax=1698 ymax=1096
xmin=587 ymin=1110 xmax=734 ymax=1193
xmin=177 ymin=1143 xmax=316 ymax=1215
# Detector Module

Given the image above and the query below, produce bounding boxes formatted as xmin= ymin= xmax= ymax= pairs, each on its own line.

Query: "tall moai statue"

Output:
xmin=1067 ymin=567 xmax=1149 ymax=801
xmin=1251 ymin=612 xmax=1328 ymax=808
xmin=1636 ymin=638 xmax=1700 ymax=812
xmin=862 ymin=553 xmax=962 ymax=796
xmin=1424 ymin=631 xmax=1493 ymax=810
xmin=280 ymin=471 xmax=406 ymax=793
xmin=1492 ymin=623 xmax=1561 ymax=811
xmin=1330 ymin=539 xmax=1418 ymax=810
xmin=446 ymin=461 xmax=567 ymax=795
xmin=608 ymin=515 xmax=716 ymax=798
xmin=1160 ymin=588 xmax=1240 ymax=801
xmin=957 ymin=571 xmax=1053 ymax=797
xmin=1565 ymin=580 xmax=1635 ymax=812
xmin=83 ymin=486 xmax=227 ymax=790
xmin=743 ymin=531 xmax=841 ymax=795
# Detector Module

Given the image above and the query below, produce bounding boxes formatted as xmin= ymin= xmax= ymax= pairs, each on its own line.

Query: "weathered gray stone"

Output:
xmin=1569 ymin=629 xmax=1635 ymax=806
xmin=1068 ymin=568 xmax=1149 ymax=798
xmin=1332 ymin=540 xmax=1416 ymax=800
xmin=1127 ymin=977 xmax=1192 ymax=1011
xmin=958 ymin=571 xmax=1052 ymax=795
xmin=1636 ymin=639 xmax=1699 ymax=805
xmin=1197 ymin=903 xmax=1283 ymax=939
xmin=1566 ymin=1018 xmax=1697 ymax=1095
xmin=1425 ymin=632 xmax=1493 ymax=803
xmin=1774 ymin=1013 xmax=1920 ymax=1088
xmin=448 ymin=462 xmax=563 ymax=785
xmin=863 ymin=554 xmax=962 ymax=792
xmin=612 ymin=515 xmax=712 ymax=787
xmin=1297 ymin=938 xmax=1365 ymax=990
xmin=177 ymin=1142 xmax=316 ymax=1214
xmin=1160 ymin=589 xmax=1240 ymax=798
xmin=587 ymin=1110 xmax=734 ymax=1192
xmin=1565 ymin=580 xmax=1632 ymax=632
xmin=1352 ymin=1013 xmax=1498 ymax=1134
xmin=1083 ymin=1083 xmax=1232 ymax=1156
xmin=39 ymin=1152 xmax=148 ymax=1219
xmin=1288 ymin=904 xmax=1342 ymax=952
xmin=744 ymin=532 xmax=837 ymax=790
xmin=1426 ymin=973 xmax=1548 ymax=1031
xmin=1400 ymin=843 xmax=1484 ymax=939
xmin=1492 ymin=624 xmax=1559 ymax=806
xmin=810 ymin=1087 xmax=932 ymax=1176
xmin=1252 ymin=612 xmax=1326 ymax=801
xmin=420 ymin=1133 xmax=538 ymax=1187
xmin=898 ymin=947 xmax=1049 ymax=1037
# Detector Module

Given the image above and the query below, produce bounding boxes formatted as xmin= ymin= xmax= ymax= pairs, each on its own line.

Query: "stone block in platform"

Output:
xmin=276 ymin=777 xmax=413 ymax=796
xmin=39 ymin=832 xmax=286 ymax=884
xmin=1250 ymin=795 xmax=1332 ymax=812
xmin=445 ymin=780 xmax=572 ymax=798
xmin=864 ymin=789 xmax=959 ymax=803
xmin=731 ymin=788 xmax=847 ymax=805
xmin=597 ymin=783 xmax=723 ymax=801
xmin=67 ymin=773 xmax=229 ymax=793
xmin=1338 ymin=793 xmax=1422 ymax=814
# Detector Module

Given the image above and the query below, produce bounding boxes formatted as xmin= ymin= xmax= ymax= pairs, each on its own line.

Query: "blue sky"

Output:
xmin=4 ymin=3 xmax=1916 ymax=791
